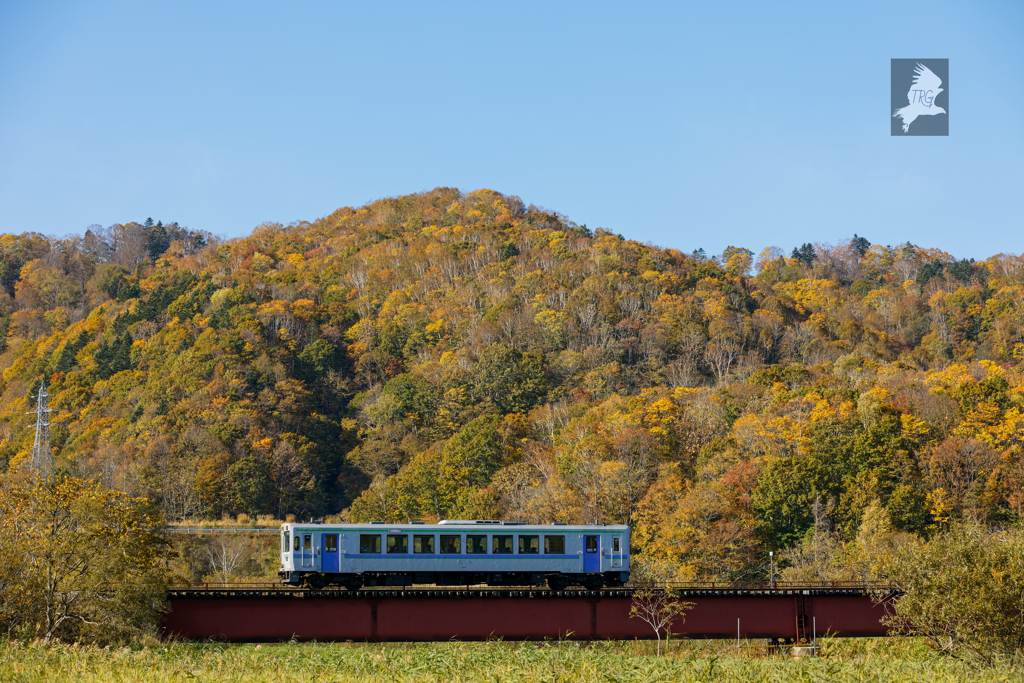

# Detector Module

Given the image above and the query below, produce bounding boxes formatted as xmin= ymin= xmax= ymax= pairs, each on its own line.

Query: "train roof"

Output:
xmin=282 ymin=520 xmax=628 ymax=531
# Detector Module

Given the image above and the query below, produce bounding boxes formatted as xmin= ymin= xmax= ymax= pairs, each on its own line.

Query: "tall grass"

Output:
xmin=1 ymin=638 xmax=1020 ymax=682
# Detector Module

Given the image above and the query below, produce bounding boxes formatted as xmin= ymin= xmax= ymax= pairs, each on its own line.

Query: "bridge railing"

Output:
xmin=168 ymin=580 xmax=893 ymax=592
xmin=171 ymin=582 xmax=292 ymax=590
xmin=163 ymin=528 xmax=280 ymax=534
xmin=630 ymin=580 xmax=894 ymax=591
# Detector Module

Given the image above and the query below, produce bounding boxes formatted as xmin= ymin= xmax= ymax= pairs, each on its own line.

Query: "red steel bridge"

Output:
xmin=163 ymin=582 xmax=894 ymax=642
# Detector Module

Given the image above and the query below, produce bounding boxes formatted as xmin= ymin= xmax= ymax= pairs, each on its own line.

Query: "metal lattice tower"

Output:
xmin=28 ymin=377 xmax=53 ymax=477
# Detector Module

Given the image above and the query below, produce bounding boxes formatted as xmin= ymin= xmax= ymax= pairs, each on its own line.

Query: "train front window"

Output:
xmin=360 ymin=534 xmax=382 ymax=554
xmin=518 ymin=535 xmax=539 ymax=554
xmin=544 ymin=535 xmax=565 ymax=554
xmin=283 ymin=531 xmax=290 ymax=554
xmin=387 ymin=534 xmax=408 ymax=554
xmin=440 ymin=535 xmax=461 ymax=554
xmin=466 ymin=535 xmax=487 ymax=554
xmin=413 ymin=535 xmax=434 ymax=553
xmin=294 ymin=535 xmax=301 ymax=552
xmin=492 ymin=535 xmax=513 ymax=554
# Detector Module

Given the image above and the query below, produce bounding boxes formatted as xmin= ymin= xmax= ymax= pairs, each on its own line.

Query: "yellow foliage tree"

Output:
xmin=0 ymin=475 xmax=168 ymax=643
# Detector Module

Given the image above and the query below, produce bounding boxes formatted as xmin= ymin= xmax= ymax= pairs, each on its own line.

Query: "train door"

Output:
xmin=322 ymin=534 xmax=339 ymax=573
xmin=583 ymin=535 xmax=600 ymax=573
xmin=302 ymin=532 xmax=314 ymax=568
xmin=610 ymin=535 xmax=623 ymax=568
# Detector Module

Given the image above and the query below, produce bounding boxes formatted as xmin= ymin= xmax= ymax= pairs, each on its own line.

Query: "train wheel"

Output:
xmin=343 ymin=577 xmax=363 ymax=591
xmin=547 ymin=576 xmax=569 ymax=591
xmin=306 ymin=574 xmax=326 ymax=589
xmin=583 ymin=576 xmax=604 ymax=590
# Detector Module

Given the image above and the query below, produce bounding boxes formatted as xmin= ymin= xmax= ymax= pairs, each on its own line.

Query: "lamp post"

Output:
xmin=769 ymin=551 xmax=775 ymax=588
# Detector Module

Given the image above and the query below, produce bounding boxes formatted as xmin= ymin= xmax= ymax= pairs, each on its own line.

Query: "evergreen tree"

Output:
xmin=851 ymin=234 xmax=871 ymax=257
xmin=146 ymin=221 xmax=171 ymax=260
xmin=95 ymin=332 xmax=133 ymax=379
xmin=948 ymin=258 xmax=976 ymax=282
xmin=791 ymin=242 xmax=817 ymax=266
xmin=916 ymin=259 xmax=945 ymax=291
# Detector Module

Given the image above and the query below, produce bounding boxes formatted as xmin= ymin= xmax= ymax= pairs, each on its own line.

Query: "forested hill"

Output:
xmin=2 ymin=187 xmax=1023 ymax=580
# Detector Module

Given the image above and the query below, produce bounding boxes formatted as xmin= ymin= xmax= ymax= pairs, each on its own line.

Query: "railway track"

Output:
xmin=168 ymin=581 xmax=893 ymax=599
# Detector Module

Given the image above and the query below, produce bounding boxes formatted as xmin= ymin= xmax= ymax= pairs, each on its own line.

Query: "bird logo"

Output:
xmin=893 ymin=63 xmax=946 ymax=133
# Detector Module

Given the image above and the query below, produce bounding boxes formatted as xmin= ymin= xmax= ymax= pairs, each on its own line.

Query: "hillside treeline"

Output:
xmin=1 ymin=188 xmax=1023 ymax=581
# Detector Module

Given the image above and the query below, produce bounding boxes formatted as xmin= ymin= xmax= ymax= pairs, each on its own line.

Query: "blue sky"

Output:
xmin=1 ymin=1 xmax=1021 ymax=260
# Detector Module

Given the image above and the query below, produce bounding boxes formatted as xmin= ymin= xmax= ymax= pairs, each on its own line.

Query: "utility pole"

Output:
xmin=28 ymin=377 xmax=53 ymax=478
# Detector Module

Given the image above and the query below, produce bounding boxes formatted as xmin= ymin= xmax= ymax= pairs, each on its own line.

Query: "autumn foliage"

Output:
xmin=0 ymin=475 xmax=168 ymax=643
xmin=0 ymin=189 xmax=1023 ymax=583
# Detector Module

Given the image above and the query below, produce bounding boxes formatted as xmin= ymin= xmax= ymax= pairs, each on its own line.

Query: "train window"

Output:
xmin=325 ymin=534 xmax=338 ymax=552
xmin=303 ymin=535 xmax=312 ymax=551
xmin=294 ymin=535 xmax=301 ymax=552
xmin=440 ymin=535 xmax=461 ymax=554
xmin=585 ymin=536 xmax=598 ymax=553
xmin=466 ymin=535 xmax=487 ymax=554
xmin=413 ymin=535 xmax=434 ymax=553
xmin=613 ymin=537 xmax=620 ymax=552
xmin=387 ymin=534 xmax=408 ymax=554
xmin=359 ymin=534 xmax=382 ymax=554
xmin=492 ymin=535 xmax=513 ymax=554
xmin=518 ymin=535 xmax=540 ymax=554
xmin=544 ymin=535 xmax=565 ymax=554
xmin=283 ymin=531 xmax=290 ymax=554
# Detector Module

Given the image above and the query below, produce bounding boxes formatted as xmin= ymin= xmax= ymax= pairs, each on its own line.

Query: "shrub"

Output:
xmin=883 ymin=523 xmax=1024 ymax=665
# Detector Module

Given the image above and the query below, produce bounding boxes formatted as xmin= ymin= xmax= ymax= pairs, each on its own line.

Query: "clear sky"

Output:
xmin=1 ymin=1 xmax=1021 ymax=260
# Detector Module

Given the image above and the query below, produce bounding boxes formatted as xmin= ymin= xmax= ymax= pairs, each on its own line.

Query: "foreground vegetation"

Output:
xmin=1 ymin=638 xmax=1020 ymax=682
xmin=0 ymin=475 xmax=167 ymax=643
xmin=6 ymin=475 xmax=1022 ymax=669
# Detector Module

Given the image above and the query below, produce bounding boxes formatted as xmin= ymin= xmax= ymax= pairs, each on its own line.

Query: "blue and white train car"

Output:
xmin=279 ymin=520 xmax=630 ymax=590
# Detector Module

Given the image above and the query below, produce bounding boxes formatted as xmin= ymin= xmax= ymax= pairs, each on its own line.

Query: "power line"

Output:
xmin=27 ymin=377 xmax=53 ymax=479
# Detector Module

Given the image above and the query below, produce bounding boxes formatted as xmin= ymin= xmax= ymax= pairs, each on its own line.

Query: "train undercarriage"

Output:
xmin=280 ymin=571 xmax=629 ymax=591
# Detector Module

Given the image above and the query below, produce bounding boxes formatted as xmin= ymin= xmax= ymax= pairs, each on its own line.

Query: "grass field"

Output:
xmin=1 ymin=638 xmax=1021 ymax=682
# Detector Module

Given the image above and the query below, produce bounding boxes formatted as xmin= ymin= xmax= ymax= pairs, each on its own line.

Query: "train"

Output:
xmin=279 ymin=519 xmax=630 ymax=590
